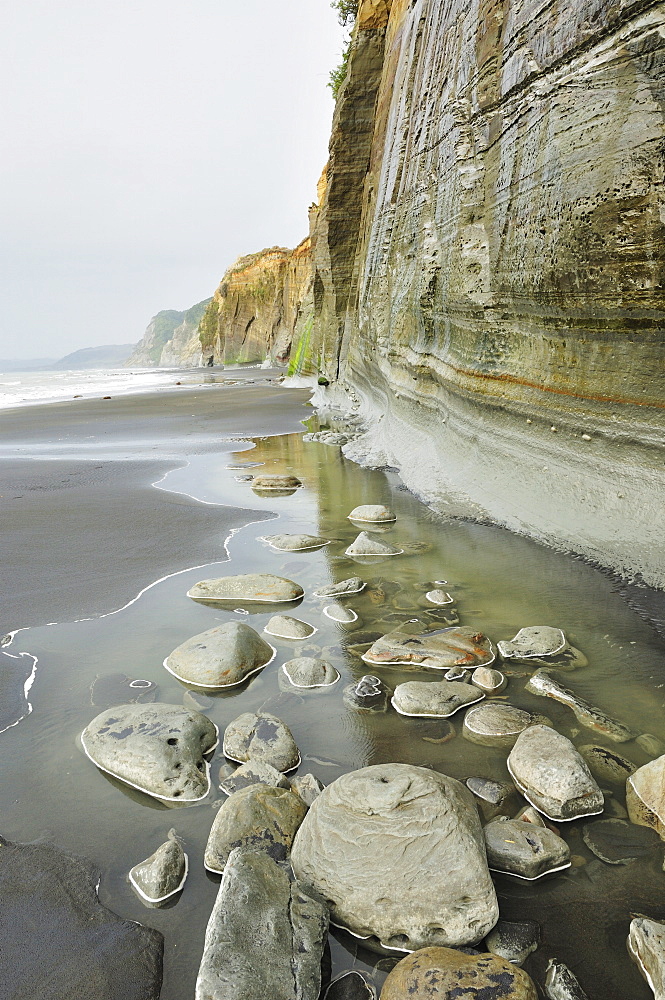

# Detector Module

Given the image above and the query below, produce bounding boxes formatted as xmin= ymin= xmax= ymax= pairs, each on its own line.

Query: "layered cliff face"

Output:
xmin=199 ymin=240 xmax=314 ymax=367
xmin=127 ymin=300 xmax=211 ymax=367
xmin=302 ymin=0 xmax=665 ymax=586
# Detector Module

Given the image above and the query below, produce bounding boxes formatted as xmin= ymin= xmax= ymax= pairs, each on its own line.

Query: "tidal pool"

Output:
xmin=3 ymin=430 xmax=664 ymax=998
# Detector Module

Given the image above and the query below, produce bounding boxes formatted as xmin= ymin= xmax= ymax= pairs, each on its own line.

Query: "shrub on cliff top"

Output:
xmin=328 ymin=1 xmax=358 ymax=100
xmin=331 ymin=0 xmax=358 ymax=26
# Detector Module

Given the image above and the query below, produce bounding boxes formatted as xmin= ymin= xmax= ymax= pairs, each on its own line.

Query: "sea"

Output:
xmin=0 ymin=367 xmax=191 ymax=409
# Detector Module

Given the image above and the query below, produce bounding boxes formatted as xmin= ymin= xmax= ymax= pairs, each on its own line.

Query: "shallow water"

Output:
xmin=4 ymin=429 xmax=665 ymax=998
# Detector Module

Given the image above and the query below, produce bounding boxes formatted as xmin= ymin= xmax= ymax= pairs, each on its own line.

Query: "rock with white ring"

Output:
xmin=347 ymin=505 xmax=396 ymax=523
xmin=163 ymin=622 xmax=275 ymax=688
xmin=463 ymin=703 xmax=549 ymax=748
xmin=314 ymin=577 xmax=365 ymax=598
xmin=129 ymin=833 xmax=188 ymax=904
xmin=323 ymin=605 xmax=359 ymax=624
xmin=81 ymin=704 xmax=218 ymax=802
xmin=362 ymin=625 xmax=495 ymax=671
xmin=343 ymin=675 xmax=389 ymax=712
xmin=264 ymin=615 xmax=316 ymax=640
xmin=498 ymin=626 xmax=566 ymax=661
xmin=187 ymin=573 xmax=304 ymax=604
xmin=345 ymin=532 xmax=402 ymax=557
xmin=223 ymin=712 xmax=300 ymax=772
xmin=261 ymin=533 xmax=329 ymax=552
xmin=483 ymin=817 xmax=571 ymax=880
xmin=628 ymin=916 xmax=665 ymax=1000
xmin=507 ymin=725 xmax=604 ymax=821
xmin=425 ymin=589 xmax=453 ymax=606
xmin=626 ymin=753 xmax=665 ymax=839
xmin=280 ymin=657 xmax=340 ymax=688
xmin=392 ymin=680 xmax=484 ymax=718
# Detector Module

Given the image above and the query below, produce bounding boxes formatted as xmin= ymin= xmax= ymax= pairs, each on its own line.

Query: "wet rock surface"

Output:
xmin=628 ymin=916 xmax=665 ymax=1000
xmin=81 ymin=703 xmax=218 ymax=802
xmin=485 ymin=919 xmax=540 ymax=967
xmin=544 ymin=958 xmax=590 ymax=999
xmin=347 ymin=504 xmax=396 ymax=522
xmin=345 ymin=532 xmax=402 ymax=557
xmin=471 ymin=666 xmax=507 ymax=693
xmin=196 ymin=846 xmax=328 ymax=1000
xmin=290 ymin=773 xmax=325 ymax=807
xmin=392 ymin=678 xmax=483 ymax=717
xmin=262 ymin=533 xmax=329 ymax=551
xmin=291 ymin=763 xmax=498 ymax=951
xmin=164 ymin=622 xmax=274 ymax=688
xmin=362 ymin=624 xmax=494 ymax=670
xmin=219 ymin=759 xmax=290 ymax=796
xmin=380 ymin=947 xmax=538 ymax=999
xmin=508 ymin=725 xmax=604 ymax=821
xmin=578 ymin=745 xmax=637 ymax=785
xmin=187 ymin=573 xmax=304 ymax=604
xmin=463 ymin=703 xmax=547 ymax=748
xmin=314 ymin=576 xmax=366 ymax=598
xmin=323 ymin=604 xmax=359 ymax=624
xmin=129 ymin=833 xmax=187 ymax=904
xmin=526 ymin=670 xmax=634 ymax=742
xmin=627 ymin=754 xmax=665 ymax=839
xmin=582 ymin=817 xmax=661 ymax=865
xmin=342 ymin=674 xmax=389 ymax=711
xmin=250 ymin=474 xmax=302 ymax=490
xmin=223 ymin=711 xmax=300 ymax=772
xmin=484 ymin=816 xmax=571 ymax=879
xmin=281 ymin=656 xmax=339 ymax=688
xmin=466 ymin=776 xmax=514 ymax=807
xmin=0 ymin=835 xmax=163 ymax=1000
xmin=499 ymin=627 xmax=566 ymax=661
xmin=204 ymin=784 xmax=307 ymax=872
xmin=264 ymin=615 xmax=316 ymax=639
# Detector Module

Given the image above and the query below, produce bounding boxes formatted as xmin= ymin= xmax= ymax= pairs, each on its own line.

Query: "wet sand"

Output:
xmin=0 ymin=373 xmax=311 ymax=631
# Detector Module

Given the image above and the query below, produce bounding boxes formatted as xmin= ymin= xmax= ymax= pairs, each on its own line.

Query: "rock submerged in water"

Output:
xmin=525 ymin=669 xmax=634 ymax=742
xmin=264 ymin=615 xmax=316 ymax=639
xmin=347 ymin=504 xmax=396 ymax=522
xmin=129 ymin=833 xmax=187 ymax=904
xmin=196 ymin=847 xmax=328 ymax=1000
xmin=250 ymin=474 xmax=302 ymax=490
xmin=164 ymin=622 xmax=275 ymax=688
xmin=223 ymin=712 xmax=300 ymax=772
xmin=380 ymin=947 xmax=537 ymax=999
xmin=362 ymin=624 xmax=495 ymax=670
xmin=424 ymin=589 xmax=453 ymax=605
xmin=466 ymin=776 xmax=514 ymax=807
xmin=342 ymin=675 xmax=389 ymax=712
xmin=392 ymin=679 xmax=484 ymax=717
xmin=582 ymin=817 xmax=661 ymax=865
xmin=498 ymin=626 xmax=566 ymax=660
xmin=507 ymin=725 xmax=604 ymax=821
xmin=219 ymin=760 xmax=290 ymax=796
xmin=345 ymin=532 xmax=402 ymax=557
xmin=323 ymin=604 xmax=359 ymax=624
xmin=261 ymin=533 xmax=329 ymax=551
xmin=204 ymin=784 xmax=307 ymax=873
xmin=626 ymin=754 xmax=665 ymax=840
xmin=281 ymin=656 xmax=340 ymax=688
xmin=323 ymin=970 xmax=377 ymax=1000
xmin=544 ymin=958 xmax=590 ymax=999
xmin=81 ymin=703 xmax=218 ymax=802
xmin=578 ymin=744 xmax=637 ymax=785
xmin=628 ymin=916 xmax=665 ymax=1000
xmin=187 ymin=573 xmax=304 ymax=604
xmin=485 ymin=919 xmax=540 ymax=967
xmin=484 ymin=816 xmax=571 ymax=880
xmin=463 ymin=702 xmax=549 ymax=748
xmin=291 ymin=763 xmax=499 ymax=952
xmin=313 ymin=576 xmax=365 ymax=598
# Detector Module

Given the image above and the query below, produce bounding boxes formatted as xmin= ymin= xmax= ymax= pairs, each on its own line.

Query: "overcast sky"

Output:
xmin=0 ymin=1 xmax=345 ymax=358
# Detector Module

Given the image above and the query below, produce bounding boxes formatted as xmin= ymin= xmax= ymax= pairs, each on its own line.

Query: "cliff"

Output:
xmin=126 ymin=299 xmax=211 ymax=367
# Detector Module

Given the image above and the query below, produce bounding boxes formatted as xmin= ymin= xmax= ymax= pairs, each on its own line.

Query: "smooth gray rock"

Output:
xmin=291 ymin=763 xmax=499 ymax=951
xmin=223 ymin=712 xmax=300 ymax=772
xmin=463 ymin=703 xmax=549 ymax=748
xmin=466 ymin=776 xmax=514 ymax=807
xmin=323 ymin=605 xmax=359 ymax=624
xmin=508 ymin=725 xmax=604 ymax=821
xmin=484 ymin=817 xmax=571 ymax=879
xmin=0 ymin=836 xmax=163 ymax=1000
xmin=627 ymin=754 xmax=665 ymax=840
xmin=582 ymin=817 xmax=661 ymax=865
xmin=250 ymin=474 xmax=302 ymax=489
xmin=204 ymin=784 xmax=307 ymax=873
xmin=262 ymin=533 xmax=329 ymax=551
xmin=525 ymin=670 xmax=634 ymax=742
xmin=342 ymin=675 xmax=389 ymax=712
xmin=196 ymin=847 xmax=328 ymax=1000
xmin=544 ymin=959 xmax=590 ymax=999
xmin=347 ymin=504 xmax=396 ymax=522
xmin=219 ymin=760 xmax=290 ymax=796
xmin=485 ymin=919 xmax=540 ymax=967
xmin=129 ymin=833 xmax=187 ymax=904
xmin=345 ymin=532 xmax=402 ymax=557
xmin=392 ymin=679 xmax=484 ymax=717
xmin=323 ymin=971 xmax=377 ymax=1000
xmin=628 ymin=916 xmax=665 ymax=1000
xmin=362 ymin=624 xmax=495 ymax=670
xmin=498 ymin=626 xmax=566 ymax=660
xmin=290 ymin=773 xmax=325 ymax=807
xmin=164 ymin=622 xmax=274 ymax=688
xmin=471 ymin=666 xmax=507 ymax=694
xmin=281 ymin=657 xmax=339 ymax=688
xmin=264 ymin=615 xmax=316 ymax=639
xmin=187 ymin=573 xmax=304 ymax=604
xmin=578 ymin=745 xmax=637 ymax=785
xmin=81 ymin=703 xmax=218 ymax=802
xmin=314 ymin=577 xmax=366 ymax=598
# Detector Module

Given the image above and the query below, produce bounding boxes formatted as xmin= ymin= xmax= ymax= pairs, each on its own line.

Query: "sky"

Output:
xmin=0 ymin=1 xmax=346 ymax=358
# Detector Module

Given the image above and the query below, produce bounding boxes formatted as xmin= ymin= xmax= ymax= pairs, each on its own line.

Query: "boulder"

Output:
xmin=498 ymin=626 xmax=566 ymax=660
xmin=471 ymin=666 xmax=507 ymax=694
xmin=525 ymin=670 xmax=634 ymax=742
xmin=484 ymin=817 xmax=571 ymax=879
xmin=392 ymin=679 xmax=484 ymax=718
xmin=290 ymin=773 xmax=325 ymax=807
xmin=380 ymin=947 xmax=537 ymax=999
xmin=628 ymin=916 xmax=665 ymax=1000
xmin=314 ymin=577 xmax=366 ymax=598
xmin=281 ymin=657 xmax=339 ymax=688
xmin=345 ymin=532 xmax=402 ymax=557
xmin=219 ymin=760 xmax=290 ymax=796
xmin=223 ymin=712 xmax=300 ymax=772
xmin=129 ymin=833 xmax=187 ymax=904
xmin=582 ymin=817 xmax=661 ymax=865
xmin=578 ymin=744 xmax=637 ymax=785
xmin=187 ymin=573 xmax=304 ymax=604
xmin=343 ymin=675 xmax=389 ymax=712
xmin=485 ymin=919 xmax=540 ymax=967
xmin=347 ymin=504 xmax=396 ymax=522
xmin=507 ymin=725 xmax=604 ymax=821
xmin=627 ymin=754 xmax=665 ymax=839
xmin=164 ymin=622 xmax=275 ymax=688
xmin=264 ymin=615 xmax=316 ymax=639
xmin=250 ymin=474 xmax=302 ymax=489
xmin=195 ymin=847 xmax=328 ymax=1000
xmin=291 ymin=763 xmax=499 ymax=951
xmin=425 ymin=589 xmax=453 ymax=605
xmin=323 ymin=605 xmax=359 ymax=624
xmin=262 ymin=533 xmax=329 ymax=551
xmin=463 ymin=703 xmax=548 ymax=748
xmin=81 ymin=703 xmax=218 ymax=802
xmin=0 ymin=836 xmax=163 ymax=1000
xmin=204 ymin=784 xmax=307 ymax=872
xmin=544 ymin=959 xmax=590 ymax=999
xmin=362 ymin=624 xmax=495 ymax=670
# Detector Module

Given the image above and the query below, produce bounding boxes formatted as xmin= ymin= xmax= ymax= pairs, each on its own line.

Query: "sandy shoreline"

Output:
xmin=0 ymin=374 xmax=311 ymax=631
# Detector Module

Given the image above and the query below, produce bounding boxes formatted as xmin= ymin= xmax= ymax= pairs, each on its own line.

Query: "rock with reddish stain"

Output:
xmin=362 ymin=624 xmax=495 ymax=671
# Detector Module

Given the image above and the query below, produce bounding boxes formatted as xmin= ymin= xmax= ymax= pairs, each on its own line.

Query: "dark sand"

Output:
xmin=0 ymin=374 xmax=311 ymax=631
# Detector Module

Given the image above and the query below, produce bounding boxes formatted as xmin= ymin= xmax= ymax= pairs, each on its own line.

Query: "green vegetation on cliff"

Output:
xmin=198 ymin=299 xmax=220 ymax=353
xmin=329 ymin=0 xmax=358 ymax=99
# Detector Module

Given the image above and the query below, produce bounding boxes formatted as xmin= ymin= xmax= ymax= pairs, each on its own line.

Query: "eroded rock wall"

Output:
xmin=310 ymin=0 xmax=665 ymax=586
xmin=127 ymin=299 xmax=211 ymax=367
